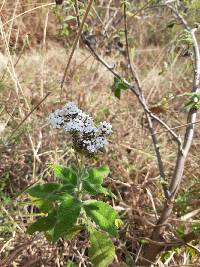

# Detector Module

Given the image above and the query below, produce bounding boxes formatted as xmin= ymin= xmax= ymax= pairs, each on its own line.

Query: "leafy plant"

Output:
xmin=27 ymin=163 xmax=119 ymax=266
xmin=26 ymin=102 xmax=120 ymax=267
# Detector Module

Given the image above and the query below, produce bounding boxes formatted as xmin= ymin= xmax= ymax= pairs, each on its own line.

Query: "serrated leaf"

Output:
xmin=82 ymin=180 xmax=109 ymax=196
xmin=50 ymin=164 xmax=77 ymax=189
xmin=94 ymin=165 xmax=110 ymax=180
xmin=88 ymin=166 xmax=110 ymax=183
xmin=89 ymin=229 xmax=115 ymax=267
xmin=52 ymin=196 xmax=81 ymax=241
xmin=30 ymin=197 xmax=53 ymax=213
xmin=82 ymin=166 xmax=110 ymax=196
xmin=27 ymin=183 xmax=64 ymax=201
xmin=27 ymin=211 xmax=56 ymax=234
xmin=83 ymin=200 xmax=118 ymax=237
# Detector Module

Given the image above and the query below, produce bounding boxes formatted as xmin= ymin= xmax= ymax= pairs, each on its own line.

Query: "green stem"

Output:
xmin=75 ymin=152 xmax=84 ymax=200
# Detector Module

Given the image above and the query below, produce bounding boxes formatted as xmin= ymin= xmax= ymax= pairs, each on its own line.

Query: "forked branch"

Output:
xmin=141 ymin=3 xmax=200 ymax=264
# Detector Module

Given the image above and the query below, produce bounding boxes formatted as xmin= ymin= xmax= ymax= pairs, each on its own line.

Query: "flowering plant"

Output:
xmin=48 ymin=101 xmax=112 ymax=154
xmin=26 ymin=102 xmax=120 ymax=267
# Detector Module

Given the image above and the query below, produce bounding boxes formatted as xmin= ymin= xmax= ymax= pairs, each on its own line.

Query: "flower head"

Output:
xmin=48 ymin=102 xmax=112 ymax=155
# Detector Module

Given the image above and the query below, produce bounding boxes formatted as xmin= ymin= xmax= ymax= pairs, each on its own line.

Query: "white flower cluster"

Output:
xmin=48 ymin=102 xmax=112 ymax=154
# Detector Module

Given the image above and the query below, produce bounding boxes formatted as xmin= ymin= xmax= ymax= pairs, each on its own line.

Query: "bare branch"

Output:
xmin=60 ymin=0 xmax=94 ymax=99
xmin=141 ymin=4 xmax=200 ymax=264
xmin=84 ymin=41 xmax=181 ymax=145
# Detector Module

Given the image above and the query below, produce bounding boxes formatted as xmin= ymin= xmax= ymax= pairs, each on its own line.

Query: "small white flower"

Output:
xmin=48 ymin=101 xmax=113 ymax=154
xmin=98 ymin=121 xmax=112 ymax=135
xmin=83 ymin=140 xmax=97 ymax=153
xmin=63 ymin=101 xmax=80 ymax=115
xmin=48 ymin=110 xmax=64 ymax=128
xmin=94 ymin=136 xmax=108 ymax=149
xmin=64 ymin=118 xmax=85 ymax=132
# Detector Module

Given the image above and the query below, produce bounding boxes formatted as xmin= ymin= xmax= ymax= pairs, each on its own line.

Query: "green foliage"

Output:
xmin=89 ymin=228 xmax=115 ymax=267
xmin=182 ymin=0 xmax=200 ymax=24
xmin=27 ymin=183 xmax=65 ymax=201
xmin=183 ymin=92 xmax=200 ymax=110
xmin=176 ymin=224 xmax=186 ymax=238
xmin=66 ymin=261 xmax=78 ymax=267
xmin=83 ymin=200 xmax=119 ymax=237
xmin=82 ymin=165 xmax=110 ymax=195
xmin=27 ymin=195 xmax=82 ymax=242
xmin=53 ymin=196 xmax=81 ymax=240
xmin=111 ymin=77 xmax=129 ymax=99
xmin=192 ymin=222 xmax=200 ymax=233
xmin=178 ymin=30 xmax=194 ymax=46
xmin=175 ymin=185 xmax=200 ymax=215
xmin=52 ymin=1 xmax=75 ymax=39
xmin=0 ymin=208 xmax=15 ymax=237
xmin=26 ymin=163 xmax=120 ymax=266
xmin=27 ymin=211 xmax=57 ymax=235
xmin=50 ymin=164 xmax=77 ymax=192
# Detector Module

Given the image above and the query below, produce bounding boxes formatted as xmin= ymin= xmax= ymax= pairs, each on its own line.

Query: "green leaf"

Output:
xmin=111 ymin=77 xmax=129 ymax=99
xmin=63 ymin=225 xmax=84 ymax=240
xmin=64 ymin=15 xmax=76 ymax=22
xmin=27 ymin=211 xmax=56 ymax=234
xmin=82 ymin=166 xmax=110 ymax=196
xmin=115 ymin=219 xmax=123 ymax=228
xmin=89 ymin=228 xmax=115 ymax=267
xmin=50 ymin=164 xmax=77 ymax=189
xmin=27 ymin=183 xmax=64 ymax=201
xmin=46 ymin=225 xmax=84 ymax=242
xmin=83 ymin=200 xmax=119 ymax=237
xmin=82 ymin=181 xmax=110 ymax=196
xmin=66 ymin=261 xmax=78 ymax=267
xmin=192 ymin=222 xmax=200 ymax=233
xmin=86 ymin=166 xmax=110 ymax=183
xmin=30 ymin=197 xmax=53 ymax=213
xmin=52 ymin=196 xmax=81 ymax=241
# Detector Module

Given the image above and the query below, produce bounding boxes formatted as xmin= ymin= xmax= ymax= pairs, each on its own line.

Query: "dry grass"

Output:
xmin=1 ymin=1 xmax=200 ymax=266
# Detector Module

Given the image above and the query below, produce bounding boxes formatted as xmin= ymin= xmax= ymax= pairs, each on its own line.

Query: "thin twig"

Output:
xmin=7 ymin=92 xmax=51 ymax=143
xmin=154 ymin=118 xmax=200 ymax=135
xmin=142 ymin=3 xmax=200 ymax=264
xmin=122 ymin=2 xmax=172 ymax=198
xmin=123 ymin=2 xmax=142 ymax=92
xmin=84 ymin=38 xmax=184 ymax=199
xmin=84 ymin=41 xmax=181 ymax=145
xmin=92 ymin=6 xmax=108 ymax=38
xmin=2 ymin=3 xmax=54 ymax=26
xmin=74 ymin=0 xmax=81 ymax=27
xmin=60 ymin=0 xmax=94 ymax=99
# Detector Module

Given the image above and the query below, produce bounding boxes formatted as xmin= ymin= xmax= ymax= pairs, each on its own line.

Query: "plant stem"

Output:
xmin=75 ymin=153 xmax=83 ymax=200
